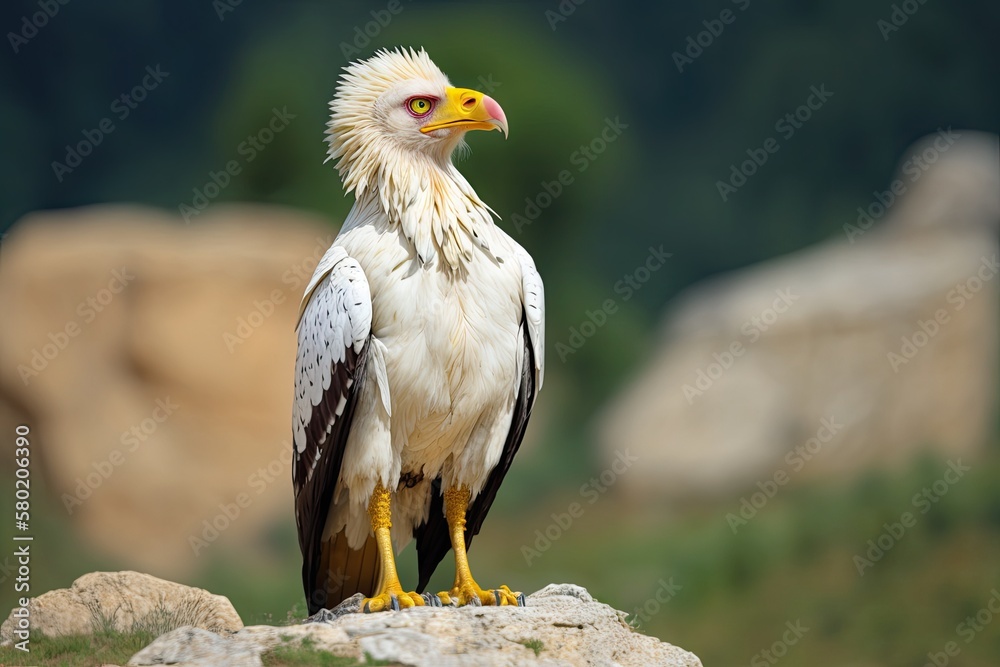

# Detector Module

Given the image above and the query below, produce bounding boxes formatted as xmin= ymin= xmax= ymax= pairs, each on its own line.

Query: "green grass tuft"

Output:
xmin=260 ymin=644 xmax=393 ymax=666
xmin=520 ymin=638 xmax=544 ymax=656
xmin=0 ymin=630 xmax=160 ymax=667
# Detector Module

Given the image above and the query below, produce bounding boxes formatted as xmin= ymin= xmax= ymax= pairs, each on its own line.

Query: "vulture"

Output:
xmin=292 ymin=47 xmax=544 ymax=614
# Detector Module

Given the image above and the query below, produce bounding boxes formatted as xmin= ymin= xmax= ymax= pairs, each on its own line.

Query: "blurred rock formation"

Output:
xmin=599 ymin=131 xmax=999 ymax=497
xmin=0 ymin=204 xmax=338 ymax=576
xmin=0 ymin=571 xmax=242 ymax=642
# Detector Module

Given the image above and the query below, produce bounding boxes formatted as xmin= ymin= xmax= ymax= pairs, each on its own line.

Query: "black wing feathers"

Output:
xmin=295 ymin=340 xmax=370 ymax=614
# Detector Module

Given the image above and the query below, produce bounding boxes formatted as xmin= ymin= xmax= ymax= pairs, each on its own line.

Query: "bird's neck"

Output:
xmin=349 ymin=153 xmax=496 ymax=270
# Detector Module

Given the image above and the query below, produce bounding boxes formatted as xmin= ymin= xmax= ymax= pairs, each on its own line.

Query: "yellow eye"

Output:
xmin=408 ymin=97 xmax=433 ymax=115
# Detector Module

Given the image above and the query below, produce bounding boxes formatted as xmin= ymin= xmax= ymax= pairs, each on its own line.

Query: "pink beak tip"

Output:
xmin=483 ymin=95 xmax=506 ymax=126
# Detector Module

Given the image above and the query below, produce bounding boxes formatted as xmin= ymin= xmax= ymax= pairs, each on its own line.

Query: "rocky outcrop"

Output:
xmin=0 ymin=571 xmax=242 ymax=642
xmin=599 ymin=131 xmax=999 ymax=497
xmin=0 ymin=203 xmax=551 ymax=577
xmin=127 ymin=584 xmax=701 ymax=667
xmin=0 ymin=204 xmax=336 ymax=577
xmin=1 ymin=574 xmax=701 ymax=667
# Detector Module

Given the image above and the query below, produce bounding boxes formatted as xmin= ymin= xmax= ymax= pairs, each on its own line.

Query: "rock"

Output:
xmin=0 ymin=202 xmax=550 ymax=578
xmin=0 ymin=571 xmax=243 ymax=643
xmin=128 ymin=583 xmax=701 ymax=667
xmin=598 ymin=131 xmax=999 ymax=498
xmin=0 ymin=204 xmax=336 ymax=577
xmin=131 ymin=627 xmax=262 ymax=667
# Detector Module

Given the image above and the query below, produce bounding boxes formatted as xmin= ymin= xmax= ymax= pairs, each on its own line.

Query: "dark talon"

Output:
xmin=494 ymin=590 xmax=503 ymax=606
xmin=470 ymin=595 xmax=482 ymax=607
xmin=363 ymin=601 xmax=372 ymax=614
xmin=517 ymin=593 xmax=526 ymax=607
xmin=422 ymin=593 xmax=441 ymax=607
xmin=390 ymin=595 xmax=400 ymax=611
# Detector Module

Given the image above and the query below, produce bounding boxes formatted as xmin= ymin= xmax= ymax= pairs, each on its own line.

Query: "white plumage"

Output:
xmin=291 ymin=48 xmax=544 ymax=613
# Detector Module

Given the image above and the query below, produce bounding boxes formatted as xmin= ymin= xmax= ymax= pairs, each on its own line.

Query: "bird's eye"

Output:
xmin=407 ymin=97 xmax=433 ymax=116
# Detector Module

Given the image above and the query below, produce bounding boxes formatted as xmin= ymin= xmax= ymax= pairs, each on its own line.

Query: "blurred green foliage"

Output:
xmin=2 ymin=1 xmax=999 ymax=663
xmin=2 ymin=0 xmax=997 ymax=430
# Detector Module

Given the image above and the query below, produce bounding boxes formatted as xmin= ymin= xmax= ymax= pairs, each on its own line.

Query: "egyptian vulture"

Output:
xmin=292 ymin=48 xmax=544 ymax=614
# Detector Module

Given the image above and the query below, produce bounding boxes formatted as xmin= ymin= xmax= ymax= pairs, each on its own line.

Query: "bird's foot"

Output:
xmin=361 ymin=584 xmax=425 ymax=613
xmin=438 ymin=583 xmax=525 ymax=607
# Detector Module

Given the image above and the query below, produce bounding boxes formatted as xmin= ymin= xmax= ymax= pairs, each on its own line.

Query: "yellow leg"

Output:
xmin=437 ymin=485 xmax=523 ymax=607
xmin=361 ymin=482 xmax=425 ymax=612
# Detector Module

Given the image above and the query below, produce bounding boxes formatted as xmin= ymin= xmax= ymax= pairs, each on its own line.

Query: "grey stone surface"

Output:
xmin=127 ymin=583 xmax=702 ymax=667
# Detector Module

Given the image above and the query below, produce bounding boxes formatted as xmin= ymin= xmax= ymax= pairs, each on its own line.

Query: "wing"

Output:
xmin=415 ymin=249 xmax=545 ymax=591
xmin=292 ymin=246 xmax=373 ymax=612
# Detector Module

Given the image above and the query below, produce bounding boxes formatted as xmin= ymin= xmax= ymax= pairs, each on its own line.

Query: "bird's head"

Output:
xmin=326 ymin=47 xmax=508 ymax=196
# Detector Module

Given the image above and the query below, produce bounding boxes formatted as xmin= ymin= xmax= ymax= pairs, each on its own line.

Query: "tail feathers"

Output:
xmin=311 ymin=529 xmax=380 ymax=613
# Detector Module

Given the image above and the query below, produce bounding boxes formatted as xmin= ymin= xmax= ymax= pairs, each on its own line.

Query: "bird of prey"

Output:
xmin=292 ymin=48 xmax=544 ymax=614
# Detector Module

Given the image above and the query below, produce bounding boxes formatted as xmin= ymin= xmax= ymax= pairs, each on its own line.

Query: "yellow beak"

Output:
xmin=420 ymin=87 xmax=509 ymax=138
